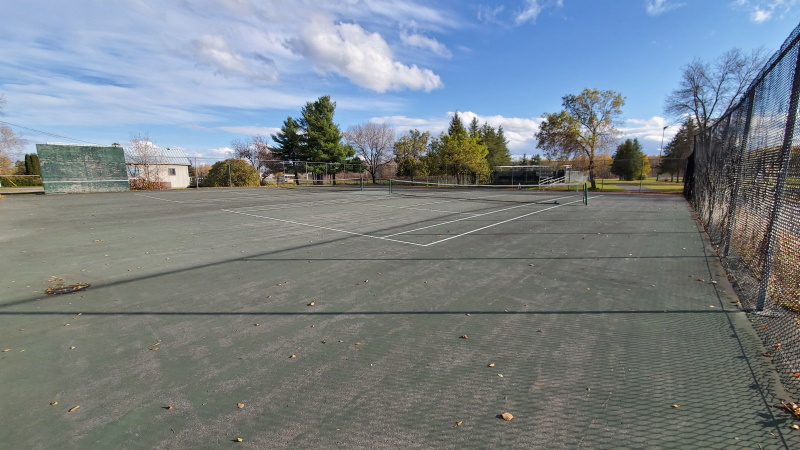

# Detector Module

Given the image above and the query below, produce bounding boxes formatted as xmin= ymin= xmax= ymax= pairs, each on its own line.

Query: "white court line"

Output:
xmin=222 ymin=193 xmax=599 ymax=247
xmin=382 ymin=194 xmax=576 ymax=238
xmin=133 ymin=193 xmax=185 ymax=203
xmin=222 ymin=209 xmax=428 ymax=246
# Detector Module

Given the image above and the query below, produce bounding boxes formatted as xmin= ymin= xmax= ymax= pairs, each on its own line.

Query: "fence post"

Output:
xmin=721 ymin=93 xmax=755 ymax=258
xmin=755 ymin=45 xmax=800 ymax=311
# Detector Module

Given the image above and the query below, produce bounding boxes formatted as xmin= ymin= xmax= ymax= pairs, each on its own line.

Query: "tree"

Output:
xmin=298 ymin=96 xmax=354 ymax=183
xmin=204 ymin=159 xmax=259 ymax=187
xmin=24 ymin=153 xmax=40 ymax=175
xmin=126 ymin=133 xmax=165 ymax=190
xmin=231 ymin=134 xmax=275 ymax=178
xmin=394 ymin=129 xmax=430 ymax=181
xmin=659 ymin=118 xmax=696 ymax=181
xmin=535 ymin=89 xmax=625 ymax=189
xmin=271 ymin=116 xmax=304 ymax=183
xmin=0 ymin=94 xmax=27 ymax=175
xmin=429 ymin=113 xmax=490 ymax=183
xmin=665 ymin=48 xmax=767 ymax=139
xmin=611 ymin=138 xmax=650 ymax=181
xmin=344 ymin=122 xmax=395 ymax=184
xmin=479 ymin=123 xmax=512 ymax=168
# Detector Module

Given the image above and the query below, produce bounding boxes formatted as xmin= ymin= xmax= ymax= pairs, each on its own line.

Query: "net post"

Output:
xmin=583 ymin=184 xmax=588 ymax=205
xmin=360 ymin=175 xmax=363 ymax=192
xmin=389 ymin=179 xmax=392 ymax=194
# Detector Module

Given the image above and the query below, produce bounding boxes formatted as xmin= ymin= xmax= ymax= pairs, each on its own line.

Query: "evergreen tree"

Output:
xmin=659 ymin=119 xmax=696 ymax=181
xmin=24 ymin=153 xmax=40 ymax=175
xmin=611 ymin=138 xmax=650 ymax=181
xmin=271 ymin=116 xmax=304 ymax=182
xmin=468 ymin=116 xmax=480 ymax=138
xmin=298 ymin=96 xmax=354 ymax=183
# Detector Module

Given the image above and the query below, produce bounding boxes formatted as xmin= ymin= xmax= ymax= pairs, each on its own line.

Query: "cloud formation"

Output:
xmin=645 ymin=0 xmax=684 ymax=16
xmin=731 ymin=0 xmax=799 ymax=22
xmin=515 ymin=0 xmax=562 ymax=25
xmin=289 ymin=16 xmax=443 ymax=92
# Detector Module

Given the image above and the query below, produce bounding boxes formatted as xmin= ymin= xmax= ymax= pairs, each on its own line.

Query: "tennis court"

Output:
xmin=0 ymin=186 xmax=797 ymax=448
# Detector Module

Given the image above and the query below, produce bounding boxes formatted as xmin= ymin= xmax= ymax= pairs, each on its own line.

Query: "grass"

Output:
xmin=594 ymin=178 xmax=684 ymax=193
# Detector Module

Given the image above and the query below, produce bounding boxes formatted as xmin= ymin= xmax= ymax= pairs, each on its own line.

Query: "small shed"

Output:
xmin=124 ymin=146 xmax=191 ymax=189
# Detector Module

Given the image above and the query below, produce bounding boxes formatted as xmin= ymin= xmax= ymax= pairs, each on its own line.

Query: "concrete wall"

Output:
xmin=36 ymin=144 xmax=129 ymax=194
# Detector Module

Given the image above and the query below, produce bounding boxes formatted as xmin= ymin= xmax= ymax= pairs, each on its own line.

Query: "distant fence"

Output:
xmin=689 ymin=24 xmax=800 ymax=395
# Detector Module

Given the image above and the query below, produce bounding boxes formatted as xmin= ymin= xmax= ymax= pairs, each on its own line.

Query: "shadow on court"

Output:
xmin=0 ymin=188 xmax=797 ymax=448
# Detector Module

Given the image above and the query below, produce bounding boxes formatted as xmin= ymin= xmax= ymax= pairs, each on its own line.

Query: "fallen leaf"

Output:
xmin=488 ymin=363 xmax=495 ymax=367
xmin=498 ymin=374 xmax=504 ymax=378
xmin=355 ymin=342 xmax=362 ymax=345
xmin=69 ymin=346 xmax=76 ymax=350
xmin=501 ymin=412 xmax=514 ymax=421
xmin=763 ymin=352 xmax=772 ymax=357
xmin=697 ymin=278 xmax=704 ymax=282
xmin=2 ymin=349 xmax=9 ymax=352
xmin=774 ymin=344 xmax=782 ymax=350
xmin=149 ymin=347 xmax=159 ymax=351
xmin=50 ymin=402 xmax=58 ymax=406
xmin=454 ymin=421 xmax=462 ymax=427
xmin=254 ymin=323 xmax=260 ymax=326
xmin=235 ymin=437 xmax=243 ymax=442
xmin=308 ymin=302 xmax=315 ymax=306
xmin=793 ymin=373 xmax=800 ymax=378
xmin=762 ymin=326 xmax=769 ymax=329
xmin=321 ymin=341 xmax=327 ymax=344
xmin=237 ymin=403 xmax=245 ymax=408
xmin=289 ymin=354 xmax=296 ymax=358
xmin=671 ymin=404 xmax=681 ymax=408
xmin=792 ymin=424 xmax=800 ymax=430
xmin=460 ymin=335 xmax=468 ymax=339
xmin=68 ymin=405 xmax=80 ymax=412
xmin=164 ymin=405 xmax=173 ymax=410
xmin=709 ymin=305 xmax=715 ymax=308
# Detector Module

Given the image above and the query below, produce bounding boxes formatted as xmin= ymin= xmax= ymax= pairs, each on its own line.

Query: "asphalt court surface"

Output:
xmin=1 ymin=186 xmax=799 ymax=449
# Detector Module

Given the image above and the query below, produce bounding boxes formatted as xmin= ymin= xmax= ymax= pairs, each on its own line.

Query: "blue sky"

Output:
xmin=1 ymin=0 xmax=798 ymax=162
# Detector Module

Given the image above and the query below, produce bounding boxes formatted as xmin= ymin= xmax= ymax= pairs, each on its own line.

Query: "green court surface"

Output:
xmin=1 ymin=186 xmax=798 ymax=448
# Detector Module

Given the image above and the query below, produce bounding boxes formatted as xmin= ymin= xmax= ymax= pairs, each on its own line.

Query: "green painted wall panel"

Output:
xmin=36 ymin=144 xmax=129 ymax=194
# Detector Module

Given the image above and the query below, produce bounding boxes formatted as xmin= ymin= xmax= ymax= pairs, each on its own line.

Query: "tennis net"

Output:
xmin=277 ymin=177 xmax=364 ymax=191
xmin=389 ymin=179 xmax=587 ymax=204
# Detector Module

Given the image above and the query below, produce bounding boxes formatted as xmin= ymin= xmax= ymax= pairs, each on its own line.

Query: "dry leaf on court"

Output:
xmin=235 ymin=437 xmax=243 ymax=442
xmin=488 ymin=363 xmax=495 ymax=367
xmin=501 ymin=412 xmax=514 ymax=421
xmin=164 ymin=405 xmax=173 ymax=410
xmin=149 ymin=347 xmax=159 ymax=351
xmin=454 ymin=421 xmax=462 ymax=427
xmin=774 ymin=344 xmax=782 ymax=350
xmin=289 ymin=354 xmax=296 ymax=358
xmin=50 ymin=402 xmax=58 ymax=406
xmin=237 ymin=403 xmax=244 ymax=408
xmin=460 ymin=335 xmax=468 ymax=339
xmin=794 ymin=373 xmax=800 ymax=378
xmin=355 ymin=342 xmax=362 ymax=345
xmin=68 ymin=405 xmax=80 ymax=412
xmin=308 ymin=302 xmax=315 ymax=306
xmin=2 ymin=349 xmax=9 ymax=352
xmin=671 ymin=404 xmax=681 ymax=408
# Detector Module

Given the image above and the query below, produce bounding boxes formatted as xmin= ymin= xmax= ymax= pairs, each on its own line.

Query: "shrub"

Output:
xmin=204 ymin=159 xmax=259 ymax=187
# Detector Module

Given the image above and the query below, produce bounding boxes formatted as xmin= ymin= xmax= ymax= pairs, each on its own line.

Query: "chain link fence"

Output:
xmin=689 ymin=24 xmax=800 ymax=396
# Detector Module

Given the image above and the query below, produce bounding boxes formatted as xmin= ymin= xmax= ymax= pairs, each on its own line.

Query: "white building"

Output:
xmin=124 ymin=145 xmax=191 ymax=189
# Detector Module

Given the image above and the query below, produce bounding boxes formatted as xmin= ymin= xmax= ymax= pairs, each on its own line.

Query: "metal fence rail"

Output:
xmin=690 ymin=23 xmax=800 ymax=396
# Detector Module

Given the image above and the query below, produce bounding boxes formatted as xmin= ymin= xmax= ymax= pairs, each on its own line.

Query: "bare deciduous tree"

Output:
xmin=665 ymin=47 xmax=768 ymax=137
xmin=344 ymin=122 xmax=395 ymax=183
xmin=0 ymin=94 xmax=27 ymax=175
xmin=126 ymin=133 xmax=165 ymax=190
xmin=231 ymin=134 xmax=277 ymax=180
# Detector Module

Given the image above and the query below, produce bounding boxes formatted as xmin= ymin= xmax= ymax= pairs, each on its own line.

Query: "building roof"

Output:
xmin=123 ymin=146 xmax=191 ymax=166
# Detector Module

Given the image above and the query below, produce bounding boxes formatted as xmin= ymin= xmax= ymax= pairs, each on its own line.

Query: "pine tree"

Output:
xmin=659 ymin=119 xmax=696 ymax=181
xmin=271 ymin=116 xmax=304 ymax=182
xmin=611 ymin=138 xmax=649 ymax=181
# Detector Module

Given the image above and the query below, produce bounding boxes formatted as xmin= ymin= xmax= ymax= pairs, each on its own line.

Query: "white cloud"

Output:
xmin=515 ymin=0 xmax=562 ymax=25
xmin=209 ymin=147 xmax=235 ymax=155
xmin=218 ymin=126 xmax=281 ymax=136
xmin=620 ymin=117 xmax=678 ymax=154
xmin=189 ymin=35 xmax=279 ymax=82
xmin=731 ymin=0 xmax=799 ymax=23
xmin=400 ymin=26 xmax=452 ymax=59
xmin=477 ymin=5 xmax=506 ymax=24
xmin=752 ymin=9 xmax=772 ymax=21
xmin=645 ymin=0 xmax=685 ymax=16
xmin=289 ymin=16 xmax=443 ymax=92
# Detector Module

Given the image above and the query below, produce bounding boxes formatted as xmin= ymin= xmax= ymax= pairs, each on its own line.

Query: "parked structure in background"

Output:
xmin=124 ymin=145 xmax=190 ymax=189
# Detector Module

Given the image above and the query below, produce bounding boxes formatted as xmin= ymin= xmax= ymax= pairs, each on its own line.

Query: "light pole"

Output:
xmin=657 ymin=125 xmax=667 ymax=181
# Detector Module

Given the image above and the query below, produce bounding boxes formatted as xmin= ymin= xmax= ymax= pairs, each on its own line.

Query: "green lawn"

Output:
xmin=593 ymin=178 xmax=684 ymax=193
